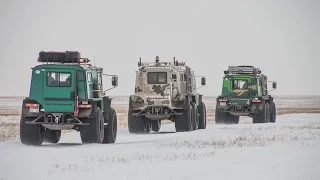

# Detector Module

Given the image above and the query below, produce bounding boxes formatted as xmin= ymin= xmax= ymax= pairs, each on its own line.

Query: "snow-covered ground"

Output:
xmin=0 ymin=113 xmax=319 ymax=180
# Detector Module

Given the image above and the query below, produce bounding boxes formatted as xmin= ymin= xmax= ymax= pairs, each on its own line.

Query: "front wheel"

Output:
xmin=215 ymin=108 xmax=228 ymax=124
xmin=151 ymin=120 xmax=161 ymax=132
xmin=230 ymin=115 xmax=239 ymax=124
xmin=44 ymin=130 xmax=61 ymax=143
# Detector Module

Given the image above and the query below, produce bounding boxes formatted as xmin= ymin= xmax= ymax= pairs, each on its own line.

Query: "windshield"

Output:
xmin=147 ymin=72 xmax=167 ymax=84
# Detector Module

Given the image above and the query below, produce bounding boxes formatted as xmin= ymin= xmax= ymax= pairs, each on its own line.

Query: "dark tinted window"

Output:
xmin=47 ymin=72 xmax=71 ymax=87
xmin=147 ymin=72 xmax=167 ymax=84
xmin=172 ymin=74 xmax=177 ymax=80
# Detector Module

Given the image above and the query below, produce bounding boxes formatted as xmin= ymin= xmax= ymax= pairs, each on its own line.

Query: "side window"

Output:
xmin=87 ymin=72 xmax=92 ymax=83
xmin=172 ymin=73 xmax=177 ymax=80
xmin=192 ymin=74 xmax=196 ymax=86
xmin=97 ymin=72 xmax=102 ymax=85
xmin=264 ymin=80 xmax=268 ymax=94
xmin=47 ymin=72 xmax=71 ymax=87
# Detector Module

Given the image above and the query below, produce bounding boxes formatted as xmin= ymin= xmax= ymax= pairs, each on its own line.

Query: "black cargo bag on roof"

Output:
xmin=38 ymin=51 xmax=80 ymax=63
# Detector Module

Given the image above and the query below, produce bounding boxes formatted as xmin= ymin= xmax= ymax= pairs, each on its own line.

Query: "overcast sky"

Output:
xmin=0 ymin=0 xmax=319 ymax=97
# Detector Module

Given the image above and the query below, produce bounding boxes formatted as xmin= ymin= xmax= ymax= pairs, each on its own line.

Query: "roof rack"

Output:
xmin=224 ymin=65 xmax=261 ymax=75
xmin=37 ymin=51 xmax=91 ymax=64
xmin=138 ymin=56 xmax=185 ymax=67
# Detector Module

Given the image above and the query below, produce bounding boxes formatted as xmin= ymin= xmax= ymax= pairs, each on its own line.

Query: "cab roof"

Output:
xmin=33 ymin=51 xmax=102 ymax=72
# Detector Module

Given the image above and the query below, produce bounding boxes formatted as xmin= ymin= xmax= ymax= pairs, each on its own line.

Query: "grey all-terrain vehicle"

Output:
xmin=128 ymin=56 xmax=207 ymax=133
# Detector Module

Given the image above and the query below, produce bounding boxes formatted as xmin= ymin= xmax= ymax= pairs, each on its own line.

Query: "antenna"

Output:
xmin=94 ymin=56 xmax=96 ymax=66
xmin=138 ymin=57 xmax=142 ymax=67
xmin=155 ymin=56 xmax=160 ymax=66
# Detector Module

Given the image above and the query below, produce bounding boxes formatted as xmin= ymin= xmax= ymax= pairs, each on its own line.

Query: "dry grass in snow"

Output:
xmin=1 ymin=95 xmax=320 ymax=143
xmin=159 ymin=121 xmax=320 ymax=149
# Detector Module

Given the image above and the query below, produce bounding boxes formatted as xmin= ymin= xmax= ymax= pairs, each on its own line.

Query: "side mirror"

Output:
xmin=112 ymin=76 xmax=118 ymax=87
xmin=272 ymin=82 xmax=277 ymax=89
xmin=201 ymin=77 xmax=206 ymax=86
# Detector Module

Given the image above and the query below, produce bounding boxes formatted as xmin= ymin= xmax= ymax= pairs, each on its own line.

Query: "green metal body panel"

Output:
xmin=221 ymin=75 xmax=260 ymax=105
xmin=42 ymin=68 xmax=76 ymax=112
xmin=28 ymin=64 xmax=100 ymax=113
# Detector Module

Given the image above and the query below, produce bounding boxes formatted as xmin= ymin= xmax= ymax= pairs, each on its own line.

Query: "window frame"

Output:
xmin=232 ymin=79 xmax=248 ymax=90
xmin=46 ymin=71 xmax=72 ymax=87
xmin=87 ymin=72 xmax=92 ymax=83
xmin=147 ymin=72 xmax=167 ymax=84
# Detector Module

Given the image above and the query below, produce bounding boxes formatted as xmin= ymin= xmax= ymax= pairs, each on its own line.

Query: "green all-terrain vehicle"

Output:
xmin=215 ymin=65 xmax=277 ymax=124
xmin=20 ymin=51 xmax=118 ymax=146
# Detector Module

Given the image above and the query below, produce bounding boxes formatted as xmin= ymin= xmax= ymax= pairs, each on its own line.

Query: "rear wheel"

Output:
xmin=80 ymin=106 xmax=105 ymax=144
xmin=265 ymin=102 xmax=270 ymax=123
xmin=198 ymin=101 xmax=207 ymax=129
xmin=44 ymin=130 xmax=61 ymax=143
xmin=20 ymin=116 xmax=44 ymax=146
xmin=191 ymin=102 xmax=199 ymax=130
xmin=270 ymin=102 xmax=276 ymax=123
xmin=253 ymin=102 xmax=269 ymax=123
xmin=151 ymin=120 xmax=161 ymax=132
xmin=103 ymin=108 xmax=117 ymax=143
xmin=175 ymin=103 xmax=193 ymax=132
xmin=128 ymin=110 xmax=150 ymax=134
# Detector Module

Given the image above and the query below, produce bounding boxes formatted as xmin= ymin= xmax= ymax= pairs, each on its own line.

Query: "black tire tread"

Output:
xmin=80 ymin=106 xmax=104 ymax=144
xmin=20 ymin=116 xmax=44 ymax=146
xmin=44 ymin=130 xmax=61 ymax=143
xmin=198 ymin=101 xmax=207 ymax=129
xmin=175 ymin=104 xmax=192 ymax=132
xmin=128 ymin=110 xmax=150 ymax=134
xmin=103 ymin=108 xmax=117 ymax=144
xmin=190 ymin=102 xmax=199 ymax=130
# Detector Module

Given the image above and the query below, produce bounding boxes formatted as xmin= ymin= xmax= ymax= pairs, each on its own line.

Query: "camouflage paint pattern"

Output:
xmin=221 ymin=75 xmax=259 ymax=105
xmin=131 ymin=66 xmax=187 ymax=110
